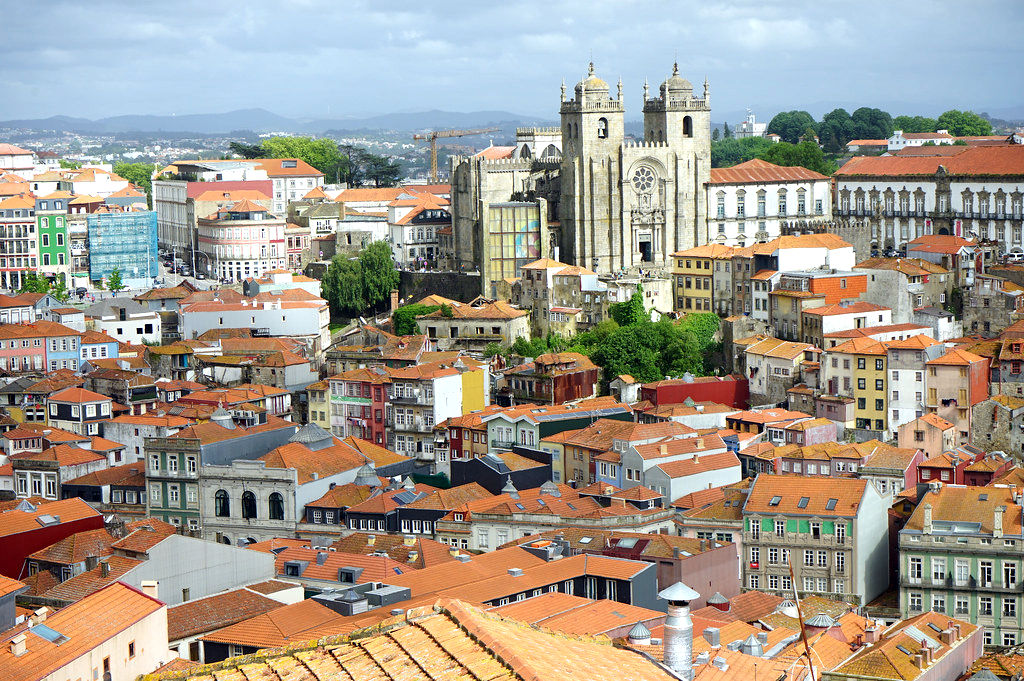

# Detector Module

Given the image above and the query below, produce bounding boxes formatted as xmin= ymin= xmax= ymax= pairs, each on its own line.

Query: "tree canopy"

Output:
xmin=936 ymin=110 xmax=992 ymax=136
xmin=392 ymin=303 xmax=440 ymax=335
xmin=760 ymin=141 xmax=838 ymax=175
xmin=228 ymin=136 xmax=404 ymax=188
xmin=321 ymin=241 xmax=399 ymax=319
xmin=893 ymin=115 xmax=938 ymax=134
xmin=112 ymin=162 xmax=156 ymax=204
xmin=106 ymin=267 xmax=125 ymax=294
xmin=766 ymin=110 xmax=816 ymax=144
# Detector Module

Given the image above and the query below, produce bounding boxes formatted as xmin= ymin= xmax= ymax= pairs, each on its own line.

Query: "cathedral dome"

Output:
xmin=577 ymin=61 xmax=608 ymax=92
xmin=663 ymin=62 xmax=692 ymax=93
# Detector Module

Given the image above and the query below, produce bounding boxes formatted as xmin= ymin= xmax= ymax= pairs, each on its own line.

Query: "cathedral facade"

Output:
xmin=559 ymin=63 xmax=712 ymax=272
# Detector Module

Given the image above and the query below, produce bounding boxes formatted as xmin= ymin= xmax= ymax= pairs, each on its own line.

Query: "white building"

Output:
xmin=707 ymin=159 xmax=832 ymax=246
xmin=388 ymin=196 xmax=450 ymax=268
xmin=67 ymin=166 xmax=130 ymax=198
xmin=195 ymin=199 xmax=287 ymax=281
xmin=834 ymin=145 xmax=1024 ymax=251
xmin=0 ymin=143 xmax=36 ymax=180
xmin=886 ymin=336 xmax=945 ymax=434
xmin=886 ymin=129 xmax=954 ymax=151
xmin=255 ymin=159 xmax=325 ymax=215
xmin=733 ymin=111 xmax=768 ymax=139
xmin=84 ymin=298 xmax=162 ymax=345
xmin=179 ymin=296 xmax=330 ymax=357
xmin=0 ymin=582 xmax=172 ymax=681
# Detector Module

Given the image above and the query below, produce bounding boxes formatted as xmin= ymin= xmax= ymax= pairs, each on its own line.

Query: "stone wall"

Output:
xmin=398 ymin=270 xmax=482 ymax=305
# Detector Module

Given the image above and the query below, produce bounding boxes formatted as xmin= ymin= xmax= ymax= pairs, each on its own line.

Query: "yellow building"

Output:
xmin=305 ymin=380 xmax=330 ymax=430
xmin=671 ymin=244 xmax=733 ymax=313
xmin=823 ymin=337 xmax=888 ymax=434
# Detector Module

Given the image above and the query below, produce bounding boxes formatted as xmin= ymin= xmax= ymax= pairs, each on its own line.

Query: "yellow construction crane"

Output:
xmin=413 ymin=127 xmax=500 ymax=182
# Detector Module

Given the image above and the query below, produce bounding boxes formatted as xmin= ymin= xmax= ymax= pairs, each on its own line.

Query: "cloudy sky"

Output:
xmin=2 ymin=0 xmax=1022 ymax=122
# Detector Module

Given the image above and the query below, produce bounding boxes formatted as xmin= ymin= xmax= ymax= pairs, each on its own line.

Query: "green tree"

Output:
xmin=483 ymin=342 xmax=506 ymax=358
xmin=106 ymin=267 xmax=125 ymax=295
xmin=58 ymin=159 xmax=82 ymax=170
xmin=893 ymin=115 xmax=938 ymax=133
xmin=710 ymin=136 xmax=776 ymax=168
xmin=711 ymin=127 xmax=720 ymax=141
xmin=760 ymin=140 xmax=838 ymax=175
xmin=936 ymin=110 xmax=992 ymax=136
xmin=18 ymin=272 xmax=50 ymax=294
xmin=817 ymin=108 xmax=855 ymax=153
xmin=322 ymin=255 xmax=364 ymax=317
xmin=392 ymin=303 xmax=440 ymax=335
xmin=609 ymin=285 xmax=647 ymax=327
xmin=112 ymin=162 xmax=156 ymax=204
xmin=250 ymin=136 xmax=351 ymax=184
xmin=49 ymin=278 xmax=70 ymax=303
xmin=358 ymin=241 xmax=400 ymax=312
xmin=766 ymin=110 xmax=816 ymax=144
xmin=228 ymin=141 xmax=264 ymax=159
xmin=850 ymin=107 xmax=894 ymax=140
xmin=722 ymin=122 xmax=732 ymax=139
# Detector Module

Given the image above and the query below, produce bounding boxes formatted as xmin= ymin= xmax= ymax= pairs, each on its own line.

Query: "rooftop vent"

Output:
xmin=507 ymin=567 xmax=524 ymax=577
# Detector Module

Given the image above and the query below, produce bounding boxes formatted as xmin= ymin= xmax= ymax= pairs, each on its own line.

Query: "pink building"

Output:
xmin=196 ymin=199 xmax=286 ymax=282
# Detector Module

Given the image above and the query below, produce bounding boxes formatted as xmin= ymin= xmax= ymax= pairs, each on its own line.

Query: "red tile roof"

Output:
xmin=709 ymin=158 xmax=828 ymax=184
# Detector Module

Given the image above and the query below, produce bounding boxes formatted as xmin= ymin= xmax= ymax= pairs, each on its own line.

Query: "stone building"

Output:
xmin=450 ymin=62 xmax=712 ymax=277
xmin=971 ymin=394 xmax=1024 ymax=455
xmin=559 ymin=62 xmax=710 ymax=270
xmin=964 ymin=273 xmax=1024 ymax=337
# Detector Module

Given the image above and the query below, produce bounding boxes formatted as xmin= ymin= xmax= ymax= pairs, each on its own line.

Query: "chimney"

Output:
xmin=29 ymin=607 xmax=49 ymax=625
xmin=939 ymin=630 xmax=954 ymax=645
xmin=407 ymin=550 xmax=419 ymax=563
xmin=100 ymin=561 xmax=110 ymax=577
xmin=9 ymin=633 xmax=26 ymax=656
xmin=864 ymin=624 xmax=880 ymax=643
xmin=695 ymin=437 xmax=704 ymax=449
xmin=448 ymin=548 xmax=460 ymax=557
xmin=660 ymin=444 xmax=668 ymax=456
xmin=403 ymin=534 xmax=416 ymax=546
xmin=367 ymin=534 xmax=375 ymax=546
xmin=390 ymin=289 xmax=400 ymax=314
xmin=703 ymin=628 xmax=720 ymax=646
xmin=659 ymin=581 xmax=700 ymax=680
xmin=921 ymin=646 xmax=932 ymax=666
xmin=140 ymin=580 xmax=158 ymax=599
xmin=994 ymin=506 xmax=1005 ymax=538
xmin=913 ymin=653 xmax=925 ymax=670
xmin=854 ymin=633 xmax=864 ymax=649
xmin=922 ymin=503 xmax=933 ymax=534
xmin=693 ymin=452 xmax=700 ymax=465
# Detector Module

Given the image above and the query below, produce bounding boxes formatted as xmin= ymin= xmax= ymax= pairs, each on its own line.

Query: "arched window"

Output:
xmin=542 ymin=144 xmax=559 ymax=158
xmin=683 ymin=116 xmax=693 ymax=138
xmin=215 ymin=490 xmax=230 ymax=517
xmin=241 ymin=491 xmax=257 ymax=519
xmin=597 ymin=118 xmax=608 ymax=139
xmin=269 ymin=492 xmax=284 ymax=520
xmin=519 ymin=145 xmax=531 ymax=159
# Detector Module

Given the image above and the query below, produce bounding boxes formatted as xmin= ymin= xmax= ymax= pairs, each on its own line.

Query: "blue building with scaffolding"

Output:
xmin=87 ymin=210 xmax=158 ymax=289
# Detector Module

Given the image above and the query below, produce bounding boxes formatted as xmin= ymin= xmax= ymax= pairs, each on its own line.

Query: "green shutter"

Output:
xmin=762 ymin=518 xmax=773 ymax=532
xmin=745 ymin=518 xmax=749 ymax=531
xmin=823 ymin=521 xmax=835 ymax=535
xmin=787 ymin=519 xmax=798 ymax=532
xmin=798 ymin=520 xmax=810 ymax=533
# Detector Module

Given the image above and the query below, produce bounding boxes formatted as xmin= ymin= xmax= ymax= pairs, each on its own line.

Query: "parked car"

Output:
xmin=195 ymin=272 xmax=206 ymax=280
xmin=1006 ymin=252 xmax=1024 ymax=263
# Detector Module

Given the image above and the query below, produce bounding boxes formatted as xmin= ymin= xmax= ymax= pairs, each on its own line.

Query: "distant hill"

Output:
xmin=0 ymin=107 xmax=553 ymax=135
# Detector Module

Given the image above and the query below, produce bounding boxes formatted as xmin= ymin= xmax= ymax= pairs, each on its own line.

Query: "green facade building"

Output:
xmin=899 ymin=483 xmax=1024 ymax=647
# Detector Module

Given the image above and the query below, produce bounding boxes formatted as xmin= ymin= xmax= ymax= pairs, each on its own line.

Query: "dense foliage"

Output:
xmin=392 ymin=303 xmax=441 ymax=335
xmin=714 ymin=106 xmax=993 ymax=171
xmin=112 ymin=162 xmax=156 ymax=204
xmin=229 ymin=137 xmax=403 ymax=187
xmin=18 ymin=272 xmax=70 ymax=302
xmin=321 ymin=241 xmax=400 ymax=319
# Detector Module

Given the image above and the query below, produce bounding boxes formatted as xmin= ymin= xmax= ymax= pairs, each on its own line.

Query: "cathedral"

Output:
xmin=449 ymin=62 xmax=712 ymax=278
xmin=559 ymin=62 xmax=711 ymax=271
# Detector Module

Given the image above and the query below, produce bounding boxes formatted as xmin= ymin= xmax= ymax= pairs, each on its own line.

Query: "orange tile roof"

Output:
xmin=11 ymin=444 xmax=105 ymax=467
xmin=709 ymin=158 xmax=828 ymax=184
xmin=490 ymin=592 xmax=663 ymax=635
xmin=0 ymin=582 xmax=163 ymax=681
xmin=926 ymin=346 xmax=985 ymax=366
xmin=167 ymin=586 xmax=284 ymax=641
xmin=838 ymin=145 xmax=1024 ymax=177
xmin=26 ymin=528 xmax=114 ymax=565
xmin=828 ymin=336 xmax=889 ymax=355
xmin=38 ymin=554 xmax=143 ymax=603
xmin=110 ymin=525 xmax=175 ymax=554
xmin=47 ymin=386 xmax=110 ymax=403
xmin=0 ymin=575 xmax=26 ymax=599
xmin=803 ymin=301 xmax=889 ymax=316
xmin=259 ymin=440 xmax=366 ymax=484
xmin=273 ymin=546 xmax=413 ymax=583
xmin=329 ymin=533 xmax=458 ymax=570
xmin=906 ymin=484 xmax=1021 ymax=534
xmin=0 ymin=498 xmax=101 ymax=539
xmin=253 ymin=158 xmax=324 ymax=177
xmin=745 ymin=475 xmax=868 ymax=517
xmin=654 ymin=451 xmax=741 ymax=478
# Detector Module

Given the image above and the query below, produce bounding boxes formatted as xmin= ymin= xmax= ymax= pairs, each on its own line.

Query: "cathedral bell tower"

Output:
xmin=559 ymin=63 xmax=625 ymax=270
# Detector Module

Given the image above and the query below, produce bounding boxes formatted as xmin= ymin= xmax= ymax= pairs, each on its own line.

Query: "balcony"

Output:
xmin=390 ymin=389 xmax=430 ymax=405
xmin=491 ymin=439 xmax=516 ymax=449
xmin=389 ymin=417 xmax=426 ymax=433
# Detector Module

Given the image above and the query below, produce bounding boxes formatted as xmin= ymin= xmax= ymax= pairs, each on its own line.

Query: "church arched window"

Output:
xmin=683 ymin=116 xmax=693 ymax=138
xmin=519 ymin=145 xmax=531 ymax=159
xmin=241 ymin=491 xmax=257 ymax=519
xmin=597 ymin=118 xmax=608 ymax=139
xmin=268 ymin=492 xmax=284 ymax=520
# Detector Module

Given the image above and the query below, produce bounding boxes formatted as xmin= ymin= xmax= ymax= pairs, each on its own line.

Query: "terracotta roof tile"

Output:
xmin=167 ymin=587 xmax=284 ymax=641
xmin=744 ymin=475 xmax=868 ymax=517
